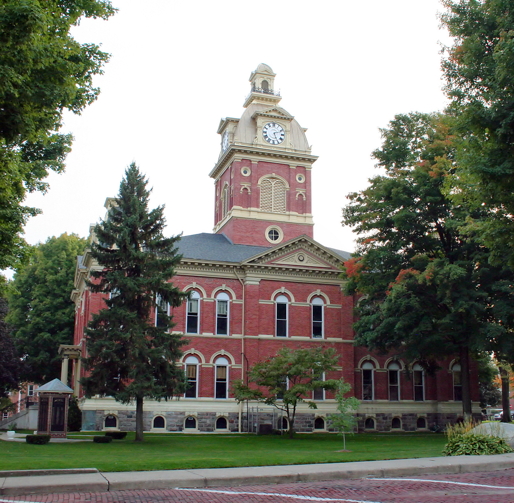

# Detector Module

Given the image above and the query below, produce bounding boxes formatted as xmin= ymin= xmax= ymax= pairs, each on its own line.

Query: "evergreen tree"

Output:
xmin=7 ymin=233 xmax=86 ymax=383
xmin=82 ymin=163 xmax=187 ymax=442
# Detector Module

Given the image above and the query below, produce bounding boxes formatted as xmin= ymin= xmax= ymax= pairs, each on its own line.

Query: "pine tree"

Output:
xmin=82 ymin=163 xmax=187 ymax=442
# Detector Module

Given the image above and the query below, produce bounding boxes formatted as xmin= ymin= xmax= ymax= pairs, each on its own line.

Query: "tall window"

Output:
xmin=312 ymin=297 xmax=324 ymax=338
xmin=261 ymin=177 xmax=286 ymax=213
xmin=362 ymin=361 xmax=374 ymax=400
xmin=185 ymin=356 xmax=199 ymax=398
xmin=155 ymin=294 xmax=169 ymax=329
xmin=276 ymin=376 xmax=288 ymax=400
xmin=275 ymin=295 xmax=288 ymax=337
xmin=186 ymin=291 xmax=200 ymax=334
xmin=215 ymin=357 xmax=229 ymax=399
xmin=313 ymin=372 xmax=325 ymax=400
xmin=388 ymin=362 xmax=401 ymax=401
xmin=216 ymin=292 xmax=230 ymax=335
xmin=413 ymin=363 xmax=424 ymax=401
xmin=452 ymin=363 xmax=462 ymax=401
xmin=222 ymin=184 xmax=230 ymax=218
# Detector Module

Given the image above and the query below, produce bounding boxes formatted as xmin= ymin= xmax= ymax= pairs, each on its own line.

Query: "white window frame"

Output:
xmin=413 ymin=363 xmax=425 ymax=402
xmin=388 ymin=362 xmax=401 ymax=401
xmin=155 ymin=294 xmax=170 ymax=329
xmin=313 ymin=372 xmax=325 ymax=401
xmin=186 ymin=291 xmax=200 ymax=334
xmin=216 ymin=292 xmax=230 ymax=336
xmin=184 ymin=356 xmax=199 ymax=398
xmin=311 ymin=297 xmax=324 ymax=339
xmin=214 ymin=357 xmax=229 ymax=399
xmin=275 ymin=294 xmax=288 ymax=337
xmin=362 ymin=361 xmax=374 ymax=401
xmin=452 ymin=363 xmax=462 ymax=401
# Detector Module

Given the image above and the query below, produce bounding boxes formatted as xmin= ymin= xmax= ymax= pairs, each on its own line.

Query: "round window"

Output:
xmin=265 ymin=226 xmax=283 ymax=244
xmin=296 ymin=173 xmax=305 ymax=183
xmin=241 ymin=167 xmax=251 ymax=177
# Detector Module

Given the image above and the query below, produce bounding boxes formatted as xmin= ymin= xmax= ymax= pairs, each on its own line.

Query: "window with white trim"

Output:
xmin=452 ymin=363 xmax=462 ymax=401
xmin=275 ymin=294 xmax=288 ymax=337
xmin=185 ymin=356 xmax=199 ymax=398
xmin=186 ymin=291 xmax=200 ymax=334
xmin=362 ymin=361 xmax=374 ymax=401
xmin=312 ymin=297 xmax=324 ymax=338
xmin=261 ymin=177 xmax=286 ymax=213
xmin=215 ymin=357 xmax=229 ymax=399
xmin=216 ymin=292 xmax=229 ymax=335
xmin=155 ymin=294 xmax=169 ymax=329
xmin=388 ymin=362 xmax=400 ymax=401
xmin=313 ymin=372 xmax=325 ymax=401
xmin=413 ymin=363 xmax=424 ymax=401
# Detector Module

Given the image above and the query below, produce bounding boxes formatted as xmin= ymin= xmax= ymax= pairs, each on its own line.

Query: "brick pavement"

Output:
xmin=3 ymin=468 xmax=514 ymax=503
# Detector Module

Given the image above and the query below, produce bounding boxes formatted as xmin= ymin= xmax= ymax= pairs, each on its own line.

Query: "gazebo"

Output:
xmin=36 ymin=378 xmax=73 ymax=438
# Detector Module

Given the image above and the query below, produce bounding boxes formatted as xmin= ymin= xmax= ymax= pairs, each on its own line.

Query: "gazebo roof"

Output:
xmin=37 ymin=378 xmax=73 ymax=394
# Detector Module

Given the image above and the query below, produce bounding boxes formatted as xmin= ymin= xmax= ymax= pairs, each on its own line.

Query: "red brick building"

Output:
xmin=71 ymin=64 xmax=479 ymax=433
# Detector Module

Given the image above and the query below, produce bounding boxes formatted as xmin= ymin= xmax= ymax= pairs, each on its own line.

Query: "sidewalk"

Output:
xmin=1 ymin=452 xmax=514 ymax=497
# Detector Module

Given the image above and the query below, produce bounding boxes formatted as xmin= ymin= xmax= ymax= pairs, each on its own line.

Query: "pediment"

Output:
xmin=252 ymin=106 xmax=294 ymax=121
xmin=242 ymin=236 xmax=347 ymax=272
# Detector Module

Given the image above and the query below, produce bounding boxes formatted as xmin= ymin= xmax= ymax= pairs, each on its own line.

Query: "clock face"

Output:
xmin=222 ymin=131 xmax=229 ymax=151
xmin=262 ymin=122 xmax=285 ymax=145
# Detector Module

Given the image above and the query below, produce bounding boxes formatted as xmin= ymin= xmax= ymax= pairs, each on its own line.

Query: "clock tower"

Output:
xmin=210 ymin=64 xmax=318 ymax=247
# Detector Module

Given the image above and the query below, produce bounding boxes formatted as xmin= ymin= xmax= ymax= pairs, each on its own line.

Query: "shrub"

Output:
xmin=93 ymin=435 xmax=113 ymax=443
xmin=105 ymin=431 xmax=127 ymax=440
xmin=443 ymin=433 xmax=513 ymax=456
xmin=67 ymin=396 xmax=82 ymax=432
xmin=26 ymin=435 xmax=51 ymax=445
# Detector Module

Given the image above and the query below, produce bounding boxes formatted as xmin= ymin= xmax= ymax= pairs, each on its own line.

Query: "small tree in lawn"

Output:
xmin=233 ymin=347 xmax=340 ymax=439
xmin=82 ymin=163 xmax=188 ymax=442
xmin=328 ymin=379 xmax=359 ymax=451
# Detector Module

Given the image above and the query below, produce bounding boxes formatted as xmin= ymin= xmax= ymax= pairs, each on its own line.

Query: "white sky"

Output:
xmin=22 ymin=0 xmax=452 ymax=256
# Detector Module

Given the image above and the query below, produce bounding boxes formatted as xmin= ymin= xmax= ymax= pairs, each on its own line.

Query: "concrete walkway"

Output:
xmin=1 ymin=453 xmax=514 ymax=497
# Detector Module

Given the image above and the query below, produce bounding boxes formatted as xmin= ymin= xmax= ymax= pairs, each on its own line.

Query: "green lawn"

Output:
xmin=1 ymin=432 xmax=447 ymax=472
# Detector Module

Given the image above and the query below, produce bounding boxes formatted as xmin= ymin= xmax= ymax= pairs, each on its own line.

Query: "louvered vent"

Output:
xmin=261 ymin=177 xmax=286 ymax=213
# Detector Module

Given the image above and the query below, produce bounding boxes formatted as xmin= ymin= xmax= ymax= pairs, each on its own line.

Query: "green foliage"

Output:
xmin=233 ymin=347 xmax=340 ymax=438
xmin=0 ymin=0 xmax=115 ymax=271
xmin=25 ymin=435 xmax=50 ymax=445
xmin=443 ymin=433 xmax=513 ymax=456
xmin=441 ymin=0 xmax=514 ymax=268
xmin=67 ymin=396 xmax=82 ymax=432
xmin=93 ymin=435 xmax=112 ymax=443
xmin=0 ymin=397 xmax=15 ymax=415
xmin=0 ymin=298 xmax=22 ymax=397
xmin=342 ymin=111 xmax=514 ymax=416
xmin=82 ymin=164 xmax=188 ymax=442
xmin=327 ymin=379 xmax=359 ymax=450
xmin=6 ymin=234 xmax=87 ymax=383
xmin=105 ymin=431 xmax=127 ymax=439
xmin=477 ymin=355 xmax=501 ymax=408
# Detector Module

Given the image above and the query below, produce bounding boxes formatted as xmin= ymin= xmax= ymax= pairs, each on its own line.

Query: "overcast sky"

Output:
xmin=22 ymin=0 xmax=453 ymax=258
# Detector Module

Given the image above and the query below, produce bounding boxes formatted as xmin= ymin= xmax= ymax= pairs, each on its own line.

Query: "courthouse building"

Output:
xmin=70 ymin=64 xmax=479 ymax=433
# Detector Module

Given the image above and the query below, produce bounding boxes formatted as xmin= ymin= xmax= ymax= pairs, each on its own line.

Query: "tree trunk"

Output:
xmin=499 ymin=365 xmax=511 ymax=423
xmin=460 ymin=346 xmax=472 ymax=419
xmin=135 ymin=395 xmax=144 ymax=442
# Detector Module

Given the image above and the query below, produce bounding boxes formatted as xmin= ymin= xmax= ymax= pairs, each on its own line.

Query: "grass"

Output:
xmin=1 ymin=432 xmax=447 ymax=472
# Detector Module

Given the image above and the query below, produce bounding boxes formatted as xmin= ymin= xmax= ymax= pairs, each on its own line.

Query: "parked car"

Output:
xmin=494 ymin=410 xmax=514 ymax=420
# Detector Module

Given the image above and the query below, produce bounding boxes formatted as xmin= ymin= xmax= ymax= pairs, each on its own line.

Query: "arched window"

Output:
xmin=314 ymin=417 xmax=325 ymax=430
xmin=216 ymin=417 xmax=228 ymax=430
xmin=155 ymin=294 xmax=169 ymax=329
xmin=261 ymin=177 xmax=287 ymax=213
xmin=417 ymin=417 xmax=427 ymax=429
xmin=413 ymin=363 xmax=424 ymax=401
xmin=184 ymin=416 xmax=197 ymax=429
xmin=153 ymin=416 xmax=165 ymax=429
xmin=215 ymin=357 xmax=229 ymax=399
xmin=452 ymin=363 xmax=462 ymax=401
xmin=312 ymin=297 xmax=324 ymax=338
xmin=104 ymin=415 xmax=117 ymax=428
xmin=364 ymin=417 xmax=375 ymax=430
xmin=185 ymin=356 xmax=199 ymax=398
xmin=391 ymin=417 xmax=402 ymax=429
xmin=362 ymin=361 xmax=374 ymax=401
xmin=275 ymin=294 xmax=288 ymax=337
xmin=261 ymin=80 xmax=269 ymax=92
xmin=388 ymin=362 xmax=401 ymax=401
xmin=221 ymin=184 xmax=230 ymax=218
xmin=186 ymin=291 xmax=200 ymax=334
xmin=279 ymin=417 xmax=289 ymax=430
xmin=216 ymin=292 xmax=230 ymax=335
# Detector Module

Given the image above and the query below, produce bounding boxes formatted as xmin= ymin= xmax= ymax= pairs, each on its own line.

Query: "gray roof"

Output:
xmin=37 ymin=378 xmax=73 ymax=394
xmin=176 ymin=233 xmax=352 ymax=263
xmin=176 ymin=233 xmax=270 ymax=263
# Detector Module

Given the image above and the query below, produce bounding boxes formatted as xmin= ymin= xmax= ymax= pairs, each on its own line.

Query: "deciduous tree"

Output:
xmin=233 ymin=346 xmax=340 ymax=438
xmin=82 ymin=163 xmax=187 ymax=442
xmin=0 ymin=0 xmax=115 ymax=272
xmin=7 ymin=234 xmax=86 ymax=383
xmin=327 ymin=379 xmax=359 ymax=451
xmin=0 ymin=298 xmax=22 ymax=398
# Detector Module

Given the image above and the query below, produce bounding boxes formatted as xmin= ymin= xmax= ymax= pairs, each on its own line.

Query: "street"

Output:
xmin=3 ymin=468 xmax=514 ymax=503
